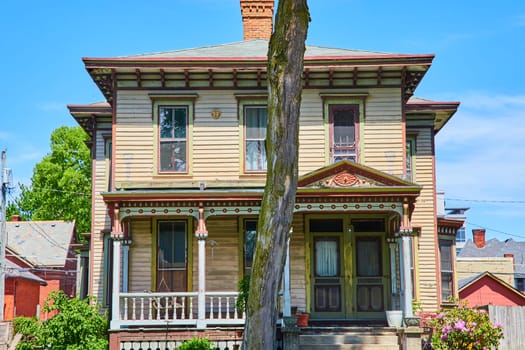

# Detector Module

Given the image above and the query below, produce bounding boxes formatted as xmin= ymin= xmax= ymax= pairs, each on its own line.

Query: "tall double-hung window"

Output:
xmin=327 ymin=103 xmax=361 ymax=164
xmin=159 ymin=106 xmax=189 ymax=173
xmin=439 ymin=239 xmax=454 ymax=300
xmin=244 ymin=105 xmax=267 ymax=172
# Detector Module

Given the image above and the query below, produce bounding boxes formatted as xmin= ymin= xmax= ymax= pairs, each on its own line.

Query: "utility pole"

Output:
xmin=0 ymin=150 xmax=7 ymax=320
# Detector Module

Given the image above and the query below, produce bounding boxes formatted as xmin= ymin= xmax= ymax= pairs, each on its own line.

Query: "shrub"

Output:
xmin=429 ymin=302 xmax=503 ymax=350
xmin=13 ymin=290 xmax=108 ymax=350
xmin=177 ymin=337 xmax=215 ymax=350
xmin=236 ymin=274 xmax=250 ymax=314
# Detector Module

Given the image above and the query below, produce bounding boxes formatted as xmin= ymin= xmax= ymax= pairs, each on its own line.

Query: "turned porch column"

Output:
xmin=195 ymin=203 xmax=208 ymax=329
xmin=399 ymin=199 xmax=413 ymax=319
xmin=282 ymin=228 xmax=292 ymax=317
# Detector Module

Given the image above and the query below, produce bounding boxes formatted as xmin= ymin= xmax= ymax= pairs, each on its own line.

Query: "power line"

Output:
xmin=446 ymin=197 xmax=525 ymax=204
xmin=467 ymin=221 xmax=525 ymax=240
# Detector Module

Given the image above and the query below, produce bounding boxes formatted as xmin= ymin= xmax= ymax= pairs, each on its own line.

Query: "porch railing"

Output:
xmin=115 ymin=291 xmax=245 ymax=328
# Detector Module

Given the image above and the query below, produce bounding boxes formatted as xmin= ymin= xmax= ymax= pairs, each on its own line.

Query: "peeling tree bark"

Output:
xmin=243 ymin=1 xmax=310 ymax=349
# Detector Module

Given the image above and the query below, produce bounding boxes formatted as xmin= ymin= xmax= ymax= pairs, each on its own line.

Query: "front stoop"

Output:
xmin=299 ymin=328 xmax=400 ymax=350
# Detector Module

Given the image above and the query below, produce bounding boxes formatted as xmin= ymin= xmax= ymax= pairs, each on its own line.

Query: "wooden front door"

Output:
xmin=156 ymin=220 xmax=188 ymax=292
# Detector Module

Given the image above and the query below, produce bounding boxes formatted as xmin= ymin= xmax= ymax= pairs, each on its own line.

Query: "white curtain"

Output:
xmin=316 ymin=240 xmax=338 ymax=277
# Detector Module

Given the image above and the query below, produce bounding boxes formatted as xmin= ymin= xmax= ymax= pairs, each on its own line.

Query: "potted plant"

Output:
xmin=296 ymin=309 xmax=310 ymax=327
xmin=385 ymin=310 xmax=403 ymax=328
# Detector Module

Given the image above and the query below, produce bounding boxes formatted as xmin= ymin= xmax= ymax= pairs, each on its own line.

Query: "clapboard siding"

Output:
xmin=91 ymin=129 xmax=112 ymax=302
xmin=128 ymin=219 xmax=153 ymax=293
xmin=409 ymin=127 xmax=439 ymax=310
xmin=361 ymin=88 xmax=403 ymax=174
xmin=193 ymin=217 xmax=240 ymax=292
xmin=112 ymin=88 xmax=414 ymax=184
xmin=290 ymin=214 xmax=307 ymax=310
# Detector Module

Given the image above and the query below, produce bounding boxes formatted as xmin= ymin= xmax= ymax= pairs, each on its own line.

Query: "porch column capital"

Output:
xmin=195 ymin=203 xmax=208 ymax=240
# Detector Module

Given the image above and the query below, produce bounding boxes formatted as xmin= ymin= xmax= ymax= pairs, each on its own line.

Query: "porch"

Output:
xmin=113 ymin=291 xmax=244 ymax=328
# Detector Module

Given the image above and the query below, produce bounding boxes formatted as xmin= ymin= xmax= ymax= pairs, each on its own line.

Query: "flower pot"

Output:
xmin=385 ymin=310 xmax=403 ymax=328
xmin=296 ymin=313 xmax=309 ymax=327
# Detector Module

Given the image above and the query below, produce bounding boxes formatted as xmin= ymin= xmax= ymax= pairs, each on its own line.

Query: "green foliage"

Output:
xmin=236 ymin=274 xmax=250 ymax=314
xmin=429 ymin=302 xmax=504 ymax=350
xmin=6 ymin=201 xmax=21 ymax=220
xmin=14 ymin=126 xmax=91 ymax=234
xmin=13 ymin=290 xmax=108 ymax=350
xmin=177 ymin=337 xmax=215 ymax=350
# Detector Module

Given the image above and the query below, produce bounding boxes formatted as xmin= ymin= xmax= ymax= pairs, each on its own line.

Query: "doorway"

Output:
xmin=308 ymin=216 xmax=388 ymax=320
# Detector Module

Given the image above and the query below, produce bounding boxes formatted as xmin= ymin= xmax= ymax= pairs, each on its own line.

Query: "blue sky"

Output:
xmin=1 ymin=0 xmax=524 ymax=242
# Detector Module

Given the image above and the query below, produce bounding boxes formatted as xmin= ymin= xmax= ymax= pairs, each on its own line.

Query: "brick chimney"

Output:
xmin=11 ymin=214 xmax=21 ymax=222
xmin=240 ymin=0 xmax=274 ymax=41
xmin=472 ymin=229 xmax=486 ymax=248
xmin=504 ymin=253 xmax=514 ymax=263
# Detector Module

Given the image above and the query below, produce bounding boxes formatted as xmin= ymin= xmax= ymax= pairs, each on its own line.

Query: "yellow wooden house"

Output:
xmin=68 ymin=1 xmax=462 ymax=349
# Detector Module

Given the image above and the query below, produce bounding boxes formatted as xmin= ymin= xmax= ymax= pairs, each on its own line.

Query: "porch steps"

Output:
xmin=299 ymin=328 xmax=400 ymax=350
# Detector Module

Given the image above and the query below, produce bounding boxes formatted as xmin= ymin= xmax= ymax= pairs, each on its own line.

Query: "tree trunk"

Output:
xmin=243 ymin=1 xmax=309 ymax=349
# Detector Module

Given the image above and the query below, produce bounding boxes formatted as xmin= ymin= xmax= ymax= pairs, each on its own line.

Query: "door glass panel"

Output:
xmin=314 ymin=237 xmax=342 ymax=313
xmin=157 ymin=221 xmax=187 ymax=292
xmin=315 ymin=240 xmax=339 ymax=277
xmin=356 ymin=238 xmax=382 ymax=276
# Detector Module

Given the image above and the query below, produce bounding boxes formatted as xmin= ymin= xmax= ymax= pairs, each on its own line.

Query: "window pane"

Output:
xmin=356 ymin=238 xmax=382 ymax=276
xmin=310 ymin=218 xmax=343 ymax=233
xmin=439 ymin=240 xmax=453 ymax=271
xmin=245 ymin=106 xmax=267 ymax=171
xmin=244 ymin=220 xmax=257 ymax=274
xmin=160 ymin=141 xmax=187 ymax=172
xmin=245 ymin=107 xmax=267 ymax=139
xmin=442 ymin=272 xmax=453 ymax=299
xmin=315 ymin=240 xmax=339 ymax=277
xmin=333 ymin=108 xmax=355 ymax=145
xmin=158 ymin=221 xmax=186 ymax=269
xmin=405 ymin=139 xmax=414 ymax=180
xmin=160 ymin=108 xmax=174 ymax=138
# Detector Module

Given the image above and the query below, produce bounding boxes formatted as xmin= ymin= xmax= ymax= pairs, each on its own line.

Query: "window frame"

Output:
xmin=158 ymin=105 xmax=189 ymax=174
xmin=243 ymin=104 xmax=268 ymax=173
xmin=439 ymin=238 xmax=455 ymax=301
xmin=405 ymin=136 xmax=416 ymax=181
xmin=237 ymin=95 xmax=268 ymax=174
xmin=321 ymin=95 xmax=366 ymax=165
xmin=151 ymin=96 xmax=195 ymax=176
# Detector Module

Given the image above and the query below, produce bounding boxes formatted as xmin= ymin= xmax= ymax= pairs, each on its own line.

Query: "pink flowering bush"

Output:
xmin=429 ymin=302 xmax=503 ymax=350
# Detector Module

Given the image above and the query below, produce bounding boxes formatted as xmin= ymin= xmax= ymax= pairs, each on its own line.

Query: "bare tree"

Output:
xmin=243 ymin=0 xmax=310 ymax=349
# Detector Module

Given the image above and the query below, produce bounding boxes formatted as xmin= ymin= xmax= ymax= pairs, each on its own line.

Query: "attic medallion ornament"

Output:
xmin=328 ymin=171 xmax=362 ymax=187
xmin=211 ymin=108 xmax=221 ymax=119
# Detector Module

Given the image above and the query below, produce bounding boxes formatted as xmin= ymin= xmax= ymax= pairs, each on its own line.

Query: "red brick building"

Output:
xmin=5 ymin=217 xmax=79 ymax=319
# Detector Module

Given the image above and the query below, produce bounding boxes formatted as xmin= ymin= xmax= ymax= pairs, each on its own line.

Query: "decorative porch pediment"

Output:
xmin=298 ymin=160 xmax=418 ymax=190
